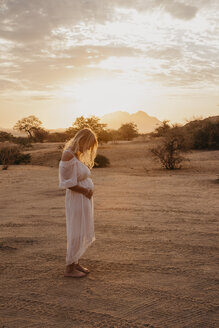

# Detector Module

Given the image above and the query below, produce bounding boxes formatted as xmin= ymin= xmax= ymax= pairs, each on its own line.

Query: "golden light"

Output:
xmin=71 ymin=77 xmax=156 ymax=117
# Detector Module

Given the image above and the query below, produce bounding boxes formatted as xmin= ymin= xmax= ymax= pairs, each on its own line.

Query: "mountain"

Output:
xmin=101 ymin=110 xmax=161 ymax=133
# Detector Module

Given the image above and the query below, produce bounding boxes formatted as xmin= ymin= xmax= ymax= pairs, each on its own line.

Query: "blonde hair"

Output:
xmin=64 ymin=128 xmax=98 ymax=168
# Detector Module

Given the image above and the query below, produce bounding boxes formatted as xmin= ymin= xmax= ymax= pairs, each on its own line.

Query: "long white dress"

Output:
xmin=59 ymin=150 xmax=95 ymax=265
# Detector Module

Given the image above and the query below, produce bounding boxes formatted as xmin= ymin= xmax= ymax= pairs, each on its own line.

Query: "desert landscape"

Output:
xmin=1 ymin=1 xmax=219 ymax=326
xmin=0 ymin=140 xmax=218 ymax=328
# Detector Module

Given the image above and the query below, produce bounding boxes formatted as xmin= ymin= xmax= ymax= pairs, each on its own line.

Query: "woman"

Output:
xmin=59 ymin=128 xmax=98 ymax=278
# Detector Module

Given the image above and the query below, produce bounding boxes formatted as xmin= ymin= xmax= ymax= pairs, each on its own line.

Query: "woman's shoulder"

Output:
xmin=61 ymin=150 xmax=74 ymax=161
xmin=60 ymin=150 xmax=77 ymax=166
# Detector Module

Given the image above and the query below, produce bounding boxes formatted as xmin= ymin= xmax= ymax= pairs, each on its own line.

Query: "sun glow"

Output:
xmin=69 ymin=77 xmax=156 ymax=117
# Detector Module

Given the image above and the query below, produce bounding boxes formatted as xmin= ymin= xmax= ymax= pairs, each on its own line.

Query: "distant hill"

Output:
xmin=0 ymin=127 xmax=66 ymax=136
xmin=0 ymin=127 xmax=25 ymax=137
xmin=155 ymin=115 xmax=219 ymax=150
xmin=101 ymin=110 xmax=161 ymax=133
xmin=183 ymin=115 xmax=219 ymax=129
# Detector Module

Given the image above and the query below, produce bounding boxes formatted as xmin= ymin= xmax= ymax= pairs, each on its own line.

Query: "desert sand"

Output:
xmin=0 ymin=141 xmax=218 ymax=328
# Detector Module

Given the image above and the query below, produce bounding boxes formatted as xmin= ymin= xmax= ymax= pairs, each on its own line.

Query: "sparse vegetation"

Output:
xmin=0 ymin=131 xmax=33 ymax=148
xmin=11 ymin=115 xmax=142 ymax=145
xmin=4 ymin=115 xmax=218 ymax=172
xmin=13 ymin=137 xmax=33 ymax=148
xmin=152 ymin=117 xmax=219 ymax=150
xmin=150 ymin=116 xmax=219 ymax=170
xmin=65 ymin=116 xmax=139 ymax=143
xmin=47 ymin=132 xmax=69 ymax=142
xmin=0 ymin=144 xmax=31 ymax=170
xmin=151 ymin=132 xmax=188 ymax=170
xmin=0 ymin=131 xmax=14 ymax=142
xmin=151 ymin=121 xmax=188 ymax=170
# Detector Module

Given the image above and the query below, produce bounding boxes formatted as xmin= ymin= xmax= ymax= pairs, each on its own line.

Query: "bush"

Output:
xmin=0 ymin=131 xmax=14 ymax=142
xmin=47 ymin=132 xmax=69 ymax=142
xmin=14 ymin=153 xmax=31 ymax=165
xmin=192 ymin=122 xmax=219 ymax=150
xmin=94 ymin=154 xmax=110 ymax=168
xmin=151 ymin=135 xmax=187 ymax=170
xmin=13 ymin=137 xmax=32 ymax=148
xmin=0 ymin=144 xmax=31 ymax=170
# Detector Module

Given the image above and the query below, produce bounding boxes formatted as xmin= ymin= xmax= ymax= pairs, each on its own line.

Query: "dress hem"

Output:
xmin=66 ymin=236 xmax=96 ymax=265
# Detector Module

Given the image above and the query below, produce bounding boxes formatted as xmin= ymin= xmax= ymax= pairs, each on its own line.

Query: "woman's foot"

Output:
xmin=75 ymin=262 xmax=90 ymax=274
xmin=64 ymin=263 xmax=87 ymax=278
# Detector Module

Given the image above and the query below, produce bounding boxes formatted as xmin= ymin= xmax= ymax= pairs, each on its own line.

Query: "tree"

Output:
xmin=66 ymin=116 xmax=108 ymax=141
xmin=13 ymin=115 xmax=42 ymax=138
xmin=108 ymin=129 xmax=121 ymax=143
xmin=74 ymin=116 xmax=107 ymax=134
xmin=118 ymin=122 xmax=138 ymax=140
xmin=153 ymin=120 xmax=171 ymax=137
xmin=32 ymin=127 xmax=49 ymax=143
xmin=98 ymin=129 xmax=111 ymax=144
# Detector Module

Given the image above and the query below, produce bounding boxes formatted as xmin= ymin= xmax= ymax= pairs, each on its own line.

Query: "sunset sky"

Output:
xmin=0 ymin=0 xmax=218 ymax=129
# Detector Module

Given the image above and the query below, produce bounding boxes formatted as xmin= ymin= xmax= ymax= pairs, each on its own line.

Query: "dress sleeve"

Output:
xmin=59 ymin=158 xmax=78 ymax=189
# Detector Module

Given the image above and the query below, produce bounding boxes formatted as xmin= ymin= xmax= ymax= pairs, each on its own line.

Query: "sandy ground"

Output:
xmin=0 ymin=141 xmax=218 ymax=328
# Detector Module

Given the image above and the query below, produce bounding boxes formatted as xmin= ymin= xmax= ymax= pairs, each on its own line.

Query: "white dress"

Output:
xmin=59 ymin=149 xmax=95 ymax=265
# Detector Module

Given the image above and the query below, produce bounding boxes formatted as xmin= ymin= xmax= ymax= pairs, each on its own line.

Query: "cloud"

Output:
xmin=0 ymin=0 xmax=218 ymax=94
xmin=0 ymin=0 xmax=200 ymax=45
xmin=150 ymin=66 xmax=219 ymax=87
xmin=0 ymin=79 xmax=20 ymax=91
xmin=0 ymin=0 xmax=115 ymax=43
xmin=30 ymin=95 xmax=55 ymax=101
xmin=146 ymin=47 xmax=182 ymax=60
xmin=162 ymin=1 xmax=198 ymax=20
xmin=0 ymin=44 xmax=141 ymax=91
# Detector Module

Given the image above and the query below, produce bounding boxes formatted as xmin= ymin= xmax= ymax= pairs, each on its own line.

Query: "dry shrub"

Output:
xmin=0 ymin=143 xmax=31 ymax=170
xmin=94 ymin=154 xmax=110 ymax=168
xmin=151 ymin=134 xmax=188 ymax=170
xmin=13 ymin=137 xmax=32 ymax=148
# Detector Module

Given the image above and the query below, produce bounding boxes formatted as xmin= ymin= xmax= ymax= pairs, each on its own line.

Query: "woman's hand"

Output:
xmin=84 ymin=188 xmax=93 ymax=199
xmin=69 ymin=185 xmax=93 ymax=198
